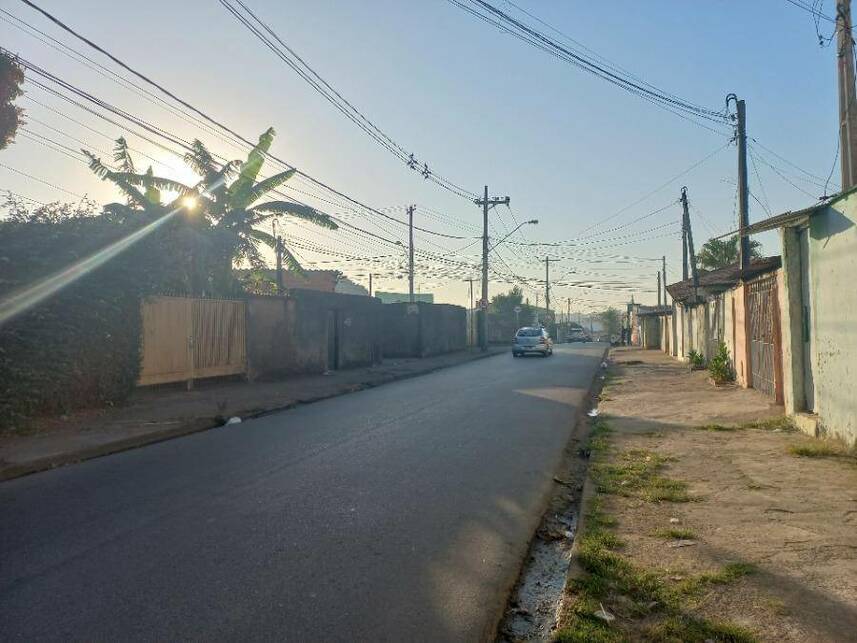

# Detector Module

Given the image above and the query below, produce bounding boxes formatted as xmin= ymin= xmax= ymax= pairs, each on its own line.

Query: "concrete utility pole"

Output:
xmin=727 ymin=93 xmax=751 ymax=275
xmin=838 ymin=0 xmax=857 ymax=189
xmin=407 ymin=205 xmax=415 ymax=303
xmin=661 ymin=256 xmax=668 ymax=306
xmin=680 ymin=187 xmax=700 ymax=300
xmin=544 ymin=257 xmax=560 ymax=317
xmin=275 ymin=235 xmax=284 ymax=295
xmin=368 ymin=273 xmax=373 ymax=297
xmin=465 ymin=278 xmax=475 ymax=346
xmin=475 ymin=186 xmax=510 ymax=351
xmin=657 ymin=272 xmax=662 ymax=306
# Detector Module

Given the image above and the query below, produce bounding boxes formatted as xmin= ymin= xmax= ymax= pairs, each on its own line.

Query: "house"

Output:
xmin=741 ymin=188 xmax=857 ymax=447
xmin=665 ymin=256 xmax=782 ymax=398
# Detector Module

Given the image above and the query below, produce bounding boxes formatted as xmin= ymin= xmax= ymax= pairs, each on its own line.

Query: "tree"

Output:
xmin=490 ymin=286 xmax=524 ymax=313
xmin=696 ymin=235 xmax=762 ymax=271
xmin=0 ymin=51 xmax=24 ymax=150
xmin=600 ymin=307 xmax=621 ymax=337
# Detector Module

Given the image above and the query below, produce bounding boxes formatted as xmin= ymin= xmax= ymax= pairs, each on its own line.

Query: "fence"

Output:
xmin=138 ymin=296 xmax=247 ymax=386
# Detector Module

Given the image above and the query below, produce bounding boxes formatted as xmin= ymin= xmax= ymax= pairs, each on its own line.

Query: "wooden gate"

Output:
xmin=746 ymin=276 xmax=780 ymax=399
xmin=138 ymin=296 xmax=246 ymax=386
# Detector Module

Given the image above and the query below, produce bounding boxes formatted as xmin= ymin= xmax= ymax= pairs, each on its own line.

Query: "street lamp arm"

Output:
xmin=488 ymin=219 xmax=538 ymax=252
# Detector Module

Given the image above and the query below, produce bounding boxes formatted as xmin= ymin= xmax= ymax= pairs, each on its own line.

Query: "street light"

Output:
xmin=488 ymin=219 xmax=538 ymax=251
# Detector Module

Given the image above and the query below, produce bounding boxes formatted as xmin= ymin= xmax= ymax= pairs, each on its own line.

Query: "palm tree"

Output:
xmin=183 ymin=127 xmax=337 ymax=273
xmin=696 ymin=235 xmax=762 ymax=271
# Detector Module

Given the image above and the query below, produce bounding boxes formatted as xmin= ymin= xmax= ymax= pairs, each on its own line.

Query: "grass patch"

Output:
xmin=698 ymin=423 xmax=740 ymax=432
xmin=655 ymin=528 xmax=696 ymax=540
xmin=741 ymin=416 xmax=794 ymax=431
xmin=592 ymin=449 xmax=694 ymax=503
xmin=789 ymin=442 xmax=844 ymax=458
xmin=643 ymin=614 xmax=756 ymax=642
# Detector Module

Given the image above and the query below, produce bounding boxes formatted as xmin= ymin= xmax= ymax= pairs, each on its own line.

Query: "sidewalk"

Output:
xmin=0 ymin=347 xmax=506 ymax=481
xmin=557 ymin=347 xmax=857 ymax=642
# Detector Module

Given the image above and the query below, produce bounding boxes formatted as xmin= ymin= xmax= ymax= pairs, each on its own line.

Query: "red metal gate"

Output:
xmin=746 ymin=275 xmax=781 ymax=399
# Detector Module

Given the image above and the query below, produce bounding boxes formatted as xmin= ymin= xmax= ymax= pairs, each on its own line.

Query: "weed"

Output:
xmin=655 ymin=528 xmax=696 ymax=540
xmin=688 ymin=350 xmax=706 ymax=368
xmin=741 ymin=417 xmax=794 ymax=431
xmin=592 ymin=450 xmax=693 ymax=503
xmin=677 ymin=562 xmax=756 ymax=595
xmin=698 ymin=423 xmax=740 ymax=432
xmin=789 ymin=442 xmax=844 ymax=457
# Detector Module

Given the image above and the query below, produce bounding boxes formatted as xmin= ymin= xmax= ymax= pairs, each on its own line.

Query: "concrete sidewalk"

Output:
xmin=556 ymin=347 xmax=857 ymax=642
xmin=0 ymin=347 xmax=505 ymax=481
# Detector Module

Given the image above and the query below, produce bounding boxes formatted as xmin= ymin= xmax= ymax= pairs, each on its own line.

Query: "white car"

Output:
xmin=512 ymin=327 xmax=553 ymax=357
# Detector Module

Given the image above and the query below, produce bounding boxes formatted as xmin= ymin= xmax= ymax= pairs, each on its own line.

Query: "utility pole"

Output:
xmin=662 ymin=256 xmax=668 ymax=306
xmin=475 ymin=186 xmax=510 ymax=351
xmin=465 ymin=278 xmax=475 ymax=347
xmin=838 ymin=0 xmax=857 ymax=189
xmin=681 ymin=198 xmax=689 ymax=282
xmin=407 ymin=205 xmax=415 ymax=302
xmin=657 ymin=272 xmax=662 ymax=306
xmin=544 ymin=257 xmax=560 ymax=318
xmin=567 ymin=298 xmax=571 ymax=325
xmin=275 ymin=235 xmax=284 ymax=295
xmin=369 ymin=273 xmax=374 ymax=298
xmin=681 ymin=187 xmax=700 ymax=300
xmin=727 ymin=94 xmax=751 ymax=275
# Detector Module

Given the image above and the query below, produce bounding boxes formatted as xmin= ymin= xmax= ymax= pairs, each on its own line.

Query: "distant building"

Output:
xmin=375 ymin=292 xmax=434 ymax=304
xmin=236 ymin=269 xmax=368 ymax=296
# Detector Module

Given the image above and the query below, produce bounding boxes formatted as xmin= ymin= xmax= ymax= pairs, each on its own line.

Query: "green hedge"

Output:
xmin=0 ymin=210 xmax=223 ymax=429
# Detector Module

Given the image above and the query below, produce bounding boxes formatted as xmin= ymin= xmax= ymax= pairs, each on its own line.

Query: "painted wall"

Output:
xmin=246 ymin=290 xmax=382 ymax=378
xmin=805 ymin=195 xmax=857 ymax=445
xmin=382 ymin=302 xmax=467 ymax=358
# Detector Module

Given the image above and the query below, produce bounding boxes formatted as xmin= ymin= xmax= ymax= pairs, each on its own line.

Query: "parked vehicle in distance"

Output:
xmin=566 ymin=328 xmax=589 ymax=343
xmin=513 ymin=327 xmax=553 ymax=357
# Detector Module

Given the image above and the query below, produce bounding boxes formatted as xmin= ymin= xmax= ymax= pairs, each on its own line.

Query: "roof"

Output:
xmin=235 ymin=269 xmax=341 ymax=293
xmin=713 ymin=185 xmax=857 ymax=238
xmin=666 ymin=256 xmax=781 ymax=302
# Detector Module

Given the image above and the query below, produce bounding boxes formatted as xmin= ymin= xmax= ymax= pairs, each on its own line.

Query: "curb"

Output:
xmin=0 ymin=348 xmax=506 ymax=482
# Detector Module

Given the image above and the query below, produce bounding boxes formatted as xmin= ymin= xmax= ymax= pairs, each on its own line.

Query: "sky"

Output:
xmin=0 ymin=0 xmax=843 ymax=314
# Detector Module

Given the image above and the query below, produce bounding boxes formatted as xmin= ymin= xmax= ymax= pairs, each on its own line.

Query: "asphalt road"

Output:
xmin=0 ymin=344 xmax=605 ymax=642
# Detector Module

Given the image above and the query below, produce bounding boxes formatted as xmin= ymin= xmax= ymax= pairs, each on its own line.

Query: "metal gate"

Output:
xmin=746 ymin=276 xmax=779 ymax=398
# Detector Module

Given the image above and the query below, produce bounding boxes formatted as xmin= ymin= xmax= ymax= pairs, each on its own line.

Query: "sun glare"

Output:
xmin=182 ymin=195 xmax=199 ymax=210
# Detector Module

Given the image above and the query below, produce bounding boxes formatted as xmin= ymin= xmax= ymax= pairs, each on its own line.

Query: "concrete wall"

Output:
xmin=246 ymin=290 xmax=382 ymax=378
xmin=780 ymin=194 xmax=857 ymax=445
xmin=382 ymin=302 xmax=466 ymax=358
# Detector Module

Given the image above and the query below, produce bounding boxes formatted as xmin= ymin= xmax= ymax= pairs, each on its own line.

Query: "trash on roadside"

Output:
xmin=668 ymin=539 xmax=697 ymax=548
xmin=669 ymin=517 xmax=680 ymax=524
xmin=225 ymin=416 xmax=242 ymax=425
xmin=594 ymin=603 xmax=615 ymax=623
xmin=588 ymin=408 xmax=599 ymax=417
xmin=601 ymin=361 xmax=608 ymax=369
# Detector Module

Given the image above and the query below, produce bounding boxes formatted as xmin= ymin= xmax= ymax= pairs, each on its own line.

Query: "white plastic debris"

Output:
xmin=594 ymin=603 xmax=615 ymax=623
xmin=669 ymin=517 xmax=680 ymax=524
xmin=587 ymin=409 xmax=599 ymax=417
xmin=668 ymin=539 xmax=697 ymax=548
xmin=601 ymin=361 xmax=608 ymax=369
xmin=225 ymin=416 xmax=242 ymax=425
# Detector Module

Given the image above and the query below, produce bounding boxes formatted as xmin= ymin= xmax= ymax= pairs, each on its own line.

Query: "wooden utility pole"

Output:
xmin=662 ymin=256 xmax=667 ymax=305
xmin=369 ymin=273 xmax=373 ymax=297
xmin=407 ymin=205 xmax=415 ymax=302
xmin=475 ymin=186 xmax=510 ymax=351
xmin=727 ymin=94 xmax=751 ymax=275
xmin=657 ymin=272 xmax=662 ymax=306
xmin=838 ymin=0 xmax=857 ymax=189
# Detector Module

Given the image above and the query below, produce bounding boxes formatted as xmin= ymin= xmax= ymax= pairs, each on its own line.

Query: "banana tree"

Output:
xmin=184 ymin=127 xmax=338 ymax=273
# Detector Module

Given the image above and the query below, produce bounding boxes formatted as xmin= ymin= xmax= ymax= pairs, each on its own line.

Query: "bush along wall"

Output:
xmin=0 ymin=206 xmax=224 ymax=430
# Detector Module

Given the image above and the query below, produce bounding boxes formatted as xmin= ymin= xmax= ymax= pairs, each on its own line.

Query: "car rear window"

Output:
xmin=517 ymin=329 xmax=541 ymax=337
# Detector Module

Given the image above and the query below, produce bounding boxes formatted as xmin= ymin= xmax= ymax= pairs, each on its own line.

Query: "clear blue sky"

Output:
xmin=0 ymin=0 xmax=842 ymax=311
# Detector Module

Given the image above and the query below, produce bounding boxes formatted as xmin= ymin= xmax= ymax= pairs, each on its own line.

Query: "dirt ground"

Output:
xmin=559 ymin=347 xmax=857 ymax=642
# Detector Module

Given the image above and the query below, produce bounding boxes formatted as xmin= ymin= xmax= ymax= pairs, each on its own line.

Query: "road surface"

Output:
xmin=0 ymin=344 xmax=605 ymax=642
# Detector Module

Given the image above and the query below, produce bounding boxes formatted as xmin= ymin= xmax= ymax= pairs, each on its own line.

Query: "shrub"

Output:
xmin=708 ymin=342 xmax=734 ymax=384
xmin=687 ymin=349 xmax=705 ymax=367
